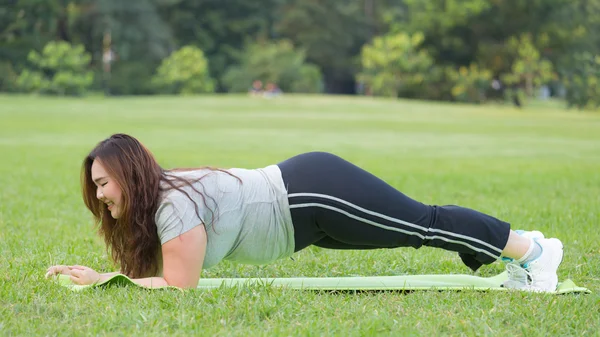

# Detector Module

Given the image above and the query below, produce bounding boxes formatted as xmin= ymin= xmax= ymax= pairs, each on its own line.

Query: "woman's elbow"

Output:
xmin=164 ymin=277 xmax=199 ymax=289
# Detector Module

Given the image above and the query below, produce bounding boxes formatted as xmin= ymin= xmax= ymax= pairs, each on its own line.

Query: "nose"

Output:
xmin=96 ymin=187 xmax=104 ymax=200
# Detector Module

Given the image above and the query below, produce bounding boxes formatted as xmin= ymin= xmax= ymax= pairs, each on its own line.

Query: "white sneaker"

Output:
xmin=522 ymin=238 xmax=564 ymax=292
xmin=502 ymin=230 xmax=545 ymax=289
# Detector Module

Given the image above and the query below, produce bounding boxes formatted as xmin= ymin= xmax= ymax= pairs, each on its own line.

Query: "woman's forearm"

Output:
xmin=98 ymin=271 xmax=120 ymax=282
xmin=129 ymin=277 xmax=170 ymax=288
xmin=98 ymin=272 xmax=169 ymax=288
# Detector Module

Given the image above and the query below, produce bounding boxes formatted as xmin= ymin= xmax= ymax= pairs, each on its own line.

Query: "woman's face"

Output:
xmin=91 ymin=159 xmax=123 ymax=219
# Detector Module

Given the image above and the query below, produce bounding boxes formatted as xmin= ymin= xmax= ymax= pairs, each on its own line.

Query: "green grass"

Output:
xmin=1 ymin=94 xmax=599 ymax=336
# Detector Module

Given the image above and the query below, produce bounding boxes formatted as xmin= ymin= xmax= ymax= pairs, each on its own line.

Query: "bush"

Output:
xmin=152 ymin=46 xmax=215 ymax=95
xmin=222 ymin=40 xmax=323 ymax=94
xmin=15 ymin=41 xmax=94 ymax=96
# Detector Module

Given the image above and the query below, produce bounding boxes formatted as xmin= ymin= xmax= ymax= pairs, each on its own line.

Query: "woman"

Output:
xmin=46 ymin=134 xmax=564 ymax=292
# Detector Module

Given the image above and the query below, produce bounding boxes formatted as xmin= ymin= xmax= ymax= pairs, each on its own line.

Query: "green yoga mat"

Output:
xmin=53 ymin=272 xmax=591 ymax=294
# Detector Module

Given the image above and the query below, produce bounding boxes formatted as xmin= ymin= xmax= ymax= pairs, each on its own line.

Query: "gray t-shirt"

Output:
xmin=154 ymin=165 xmax=295 ymax=269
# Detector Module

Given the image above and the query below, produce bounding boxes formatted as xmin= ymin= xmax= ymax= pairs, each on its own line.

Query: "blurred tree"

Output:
xmin=386 ymin=0 xmax=491 ymax=66
xmin=563 ymin=53 xmax=600 ymax=110
xmin=73 ymin=0 xmax=177 ymax=94
xmin=222 ymin=39 xmax=322 ymax=94
xmin=501 ymin=34 xmax=555 ymax=98
xmin=275 ymin=0 xmax=371 ymax=94
xmin=387 ymin=0 xmax=595 ymax=75
xmin=158 ymin=0 xmax=285 ymax=91
xmin=358 ymin=32 xmax=433 ymax=98
xmin=15 ymin=40 xmax=94 ymax=95
xmin=0 ymin=0 xmax=176 ymax=94
xmin=0 ymin=0 xmax=70 ymax=69
xmin=472 ymin=0 xmax=595 ymax=78
xmin=1 ymin=0 xmax=599 ymax=103
xmin=551 ymin=0 xmax=600 ymax=102
xmin=74 ymin=0 xmax=175 ymax=62
xmin=152 ymin=45 xmax=215 ymax=94
xmin=447 ymin=64 xmax=492 ymax=104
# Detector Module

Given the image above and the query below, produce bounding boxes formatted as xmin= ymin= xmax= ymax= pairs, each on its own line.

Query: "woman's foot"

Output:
xmin=504 ymin=237 xmax=564 ymax=292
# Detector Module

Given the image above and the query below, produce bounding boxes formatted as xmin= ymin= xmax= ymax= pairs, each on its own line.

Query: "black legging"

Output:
xmin=277 ymin=152 xmax=511 ymax=271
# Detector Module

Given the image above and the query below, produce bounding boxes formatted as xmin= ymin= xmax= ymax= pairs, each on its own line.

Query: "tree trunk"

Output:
xmin=56 ymin=15 xmax=70 ymax=42
xmin=526 ymin=73 xmax=533 ymax=97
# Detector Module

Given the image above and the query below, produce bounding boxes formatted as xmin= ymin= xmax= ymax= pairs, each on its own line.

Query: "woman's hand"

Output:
xmin=45 ymin=265 xmax=73 ymax=279
xmin=67 ymin=265 xmax=101 ymax=285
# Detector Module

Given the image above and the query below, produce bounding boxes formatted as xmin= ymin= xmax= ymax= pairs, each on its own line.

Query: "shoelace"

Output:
xmin=505 ymin=263 xmax=531 ymax=285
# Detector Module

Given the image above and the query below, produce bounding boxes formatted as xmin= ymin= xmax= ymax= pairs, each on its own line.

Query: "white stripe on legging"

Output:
xmin=288 ymin=192 xmax=503 ymax=256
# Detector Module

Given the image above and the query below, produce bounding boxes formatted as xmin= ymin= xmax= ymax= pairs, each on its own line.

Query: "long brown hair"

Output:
xmin=81 ymin=133 xmax=236 ymax=278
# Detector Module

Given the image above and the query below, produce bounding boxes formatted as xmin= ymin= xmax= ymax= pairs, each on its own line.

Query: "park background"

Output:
xmin=1 ymin=1 xmax=600 ymax=336
xmin=1 ymin=0 xmax=600 ymax=108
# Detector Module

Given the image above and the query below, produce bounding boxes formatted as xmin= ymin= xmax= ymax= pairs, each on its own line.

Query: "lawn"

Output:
xmin=0 ymin=94 xmax=599 ymax=336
